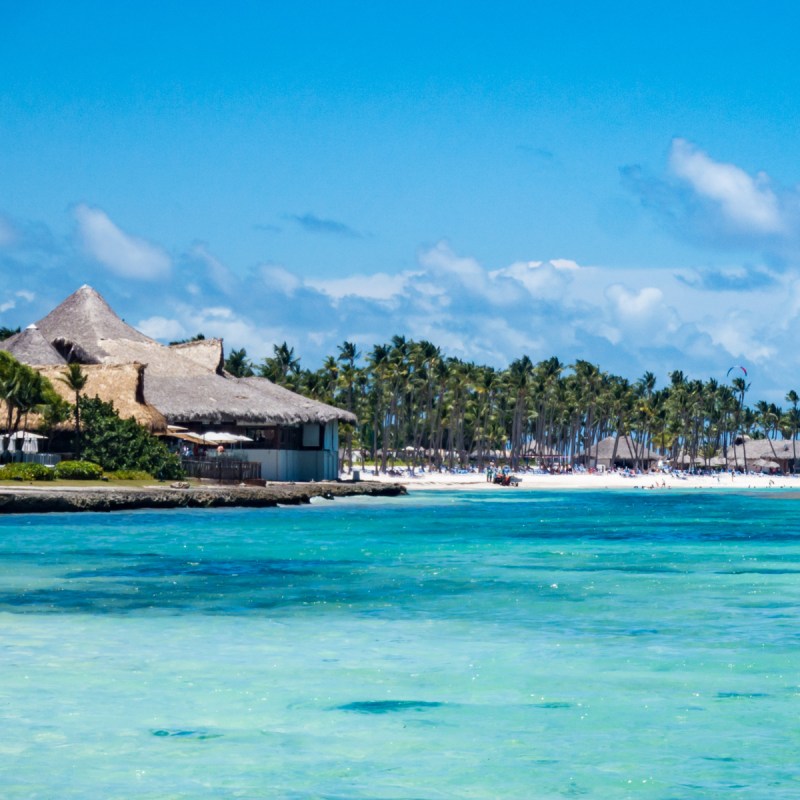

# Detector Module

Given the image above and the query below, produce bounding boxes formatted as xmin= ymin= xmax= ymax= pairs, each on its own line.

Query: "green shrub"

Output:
xmin=54 ymin=460 xmax=104 ymax=480
xmin=104 ymin=469 xmax=152 ymax=481
xmin=0 ymin=462 xmax=55 ymax=481
xmin=78 ymin=396 xmax=185 ymax=480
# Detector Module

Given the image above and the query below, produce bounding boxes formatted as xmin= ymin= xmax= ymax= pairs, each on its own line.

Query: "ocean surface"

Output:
xmin=1 ymin=489 xmax=799 ymax=799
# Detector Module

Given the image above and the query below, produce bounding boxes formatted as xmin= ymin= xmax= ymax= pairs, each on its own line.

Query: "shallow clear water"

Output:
xmin=2 ymin=490 xmax=800 ymax=798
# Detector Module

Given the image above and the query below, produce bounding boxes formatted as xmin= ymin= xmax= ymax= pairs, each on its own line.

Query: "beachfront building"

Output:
xmin=724 ymin=436 xmax=798 ymax=474
xmin=1 ymin=286 xmax=355 ymax=481
xmin=578 ymin=435 xmax=659 ymax=471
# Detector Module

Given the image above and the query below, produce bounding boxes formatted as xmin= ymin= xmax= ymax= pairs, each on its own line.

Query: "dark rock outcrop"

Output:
xmin=0 ymin=481 xmax=406 ymax=514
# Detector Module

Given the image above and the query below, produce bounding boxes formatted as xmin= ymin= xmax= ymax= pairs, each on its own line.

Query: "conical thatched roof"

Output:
xmin=35 ymin=285 xmax=155 ymax=363
xmin=0 ymin=325 xmax=67 ymax=365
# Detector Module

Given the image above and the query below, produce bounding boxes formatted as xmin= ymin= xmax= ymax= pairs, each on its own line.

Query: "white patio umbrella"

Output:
xmin=200 ymin=432 xmax=253 ymax=444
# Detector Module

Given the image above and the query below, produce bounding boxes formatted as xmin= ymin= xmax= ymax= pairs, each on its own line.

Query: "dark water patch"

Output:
xmin=0 ymin=588 xmax=167 ymax=614
xmin=716 ymin=568 xmax=800 ymax=575
xmin=499 ymin=563 xmax=686 ymax=575
xmin=337 ymin=700 xmax=444 ymax=714
xmin=532 ymin=701 xmax=572 ymax=709
xmin=0 ymin=570 xmax=492 ymax=615
xmin=151 ymin=729 xmax=221 ymax=739
xmin=716 ymin=692 xmax=769 ymax=699
xmin=626 ymin=628 xmax=659 ymax=636
xmin=63 ymin=556 xmax=326 ymax=580
xmin=702 ymin=756 xmax=740 ymax=762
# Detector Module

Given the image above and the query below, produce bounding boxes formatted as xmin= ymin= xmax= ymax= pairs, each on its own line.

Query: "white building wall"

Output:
xmin=249 ymin=421 xmax=340 ymax=482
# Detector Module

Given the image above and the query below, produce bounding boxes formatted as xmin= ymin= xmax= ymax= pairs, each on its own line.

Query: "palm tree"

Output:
xmin=785 ymin=390 xmax=799 ymax=471
xmin=731 ymin=375 xmax=751 ymax=470
xmin=0 ymin=354 xmax=53 ymax=459
xmin=224 ymin=348 xmax=254 ymax=377
xmin=337 ymin=341 xmax=360 ymax=472
xmin=59 ymin=363 xmax=88 ymax=459
xmin=259 ymin=342 xmax=301 ymax=386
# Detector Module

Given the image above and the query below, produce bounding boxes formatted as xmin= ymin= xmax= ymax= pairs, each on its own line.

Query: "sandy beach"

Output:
xmin=352 ymin=468 xmax=800 ymax=492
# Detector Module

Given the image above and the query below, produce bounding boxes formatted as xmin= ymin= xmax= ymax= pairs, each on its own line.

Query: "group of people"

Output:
xmin=485 ymin=464 xmax=520 ymax=486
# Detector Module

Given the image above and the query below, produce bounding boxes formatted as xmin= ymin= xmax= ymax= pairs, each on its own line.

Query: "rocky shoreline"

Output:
xmin=0 ymin=480 xmax=406 ymax=514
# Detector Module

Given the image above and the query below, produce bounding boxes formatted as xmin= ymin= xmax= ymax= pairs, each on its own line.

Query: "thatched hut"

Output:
xmin=578 ymin=435 xmax=658 ymax=470
xmin=724 ymin=436 xmax=797 ymax=473
xmin=5 ymin=285 xmax=356 ymax=481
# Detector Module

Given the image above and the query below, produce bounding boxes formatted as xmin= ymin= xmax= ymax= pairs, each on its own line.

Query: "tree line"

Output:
xmin=224 ymin=339 xmax=800 ymax=472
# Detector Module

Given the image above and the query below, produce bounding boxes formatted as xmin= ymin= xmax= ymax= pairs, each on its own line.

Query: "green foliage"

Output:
xmin=0 ymin=462 xmax=55 ymax=481
xmin=224 ymin=347 xmax=254 ymax=377
xmin=1 ymin=352 xmax=58 ymax=435
xmin=39 ymin=391 xmax=72 ymax=433
xmin=169 ymin=333 xmax=206 ymax=345
xmin=259 ymin=342 xmax=301 ymax=387
xmin=104 ymin=469 xmax=152 ymax=481
xmin=78 ymin=396 xmax=184 ymax=479
xmin=54 ymin=460 xmax=104 ymax=480
xmin=0 ymin=326 xmax=20 ymax=341
xmin=58 ymin=363 xmax=89 ymax=459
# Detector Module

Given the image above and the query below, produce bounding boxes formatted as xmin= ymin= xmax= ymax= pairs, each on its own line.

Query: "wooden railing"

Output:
xmin=180 ymin=458 xmax=262 ymax=483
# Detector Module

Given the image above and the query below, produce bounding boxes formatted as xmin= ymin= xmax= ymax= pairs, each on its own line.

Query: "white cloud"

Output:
xmin=258 ymin=264 xmax=302 ymax=296
xmin=0 ymin=289 xmax=36 ymax=315
xmin=491 ymin=260 xmax=574 ymax=301
xmin=669 ymin=139 xmax=783 ymax=234
xmin=8 ymin=203 xmax=800 ymax=403
xmin=550 ymin=258 xmax=581 ymax=271
xmin=308 ymin=271 xmax=414 ymax=302
xmin=704 ymin=317 xmax=775 ymax=362
xmin=420 ymin=241 xmax=485 ymax=283
xmin=605 ymin=285 xmax=664 ymax=321
xmin=137 ymin=316 xmax=186 ymax=341
xmin=75 ymin=204 xmax=171 ymax=280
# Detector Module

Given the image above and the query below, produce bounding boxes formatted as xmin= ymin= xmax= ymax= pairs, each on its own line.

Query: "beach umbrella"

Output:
xmin=200 ymin=432 xmax=252 ymax=444
xmin=22 ymin=436 xmax=38 ymax=454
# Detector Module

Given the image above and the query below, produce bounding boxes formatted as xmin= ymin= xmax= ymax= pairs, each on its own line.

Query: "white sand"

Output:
xmin=346 ymin=468 xmax=800 ymax=492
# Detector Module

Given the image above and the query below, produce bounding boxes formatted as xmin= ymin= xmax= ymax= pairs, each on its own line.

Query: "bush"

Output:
xmin=0 ymin=462 xmax=55 ymax=481
xmin=78 ymin=396 xmax=185 ymax=480
xmin=104 ymin=469 xmax=152 ymax=481
xmin=54 ymin=460 xmax=104 ymax=480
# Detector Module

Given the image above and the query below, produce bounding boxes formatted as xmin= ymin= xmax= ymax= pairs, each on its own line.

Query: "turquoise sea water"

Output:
xmin=1 ymin=489 xmax=799 ymax=799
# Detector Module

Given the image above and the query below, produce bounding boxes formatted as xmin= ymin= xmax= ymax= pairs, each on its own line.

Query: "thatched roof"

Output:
xmin=725 ymin=438 xmax=797 ymax=463
xmin=581 ymin=435 xmax=658 ymax=462
xmin=39 ymin=363 xmax=167 ymax=432
xmin=99 ymin=337 xmax=216 ymax=377
xmin=145 ymin=374 xmax=356 ymax=425
xmin=0 ymin=325 xmax=67 ymax=365
xmin=169 ymin=339 xmax=224 ymax=373
xmin=35 ymin=285 xmax=156 ymax=363
xmin=19 ymin=285 xmax=356 ymax=429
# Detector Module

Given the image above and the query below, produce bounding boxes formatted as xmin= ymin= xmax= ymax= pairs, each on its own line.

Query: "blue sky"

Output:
xmin=2 ymin=1 xmax=800 ymax=401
